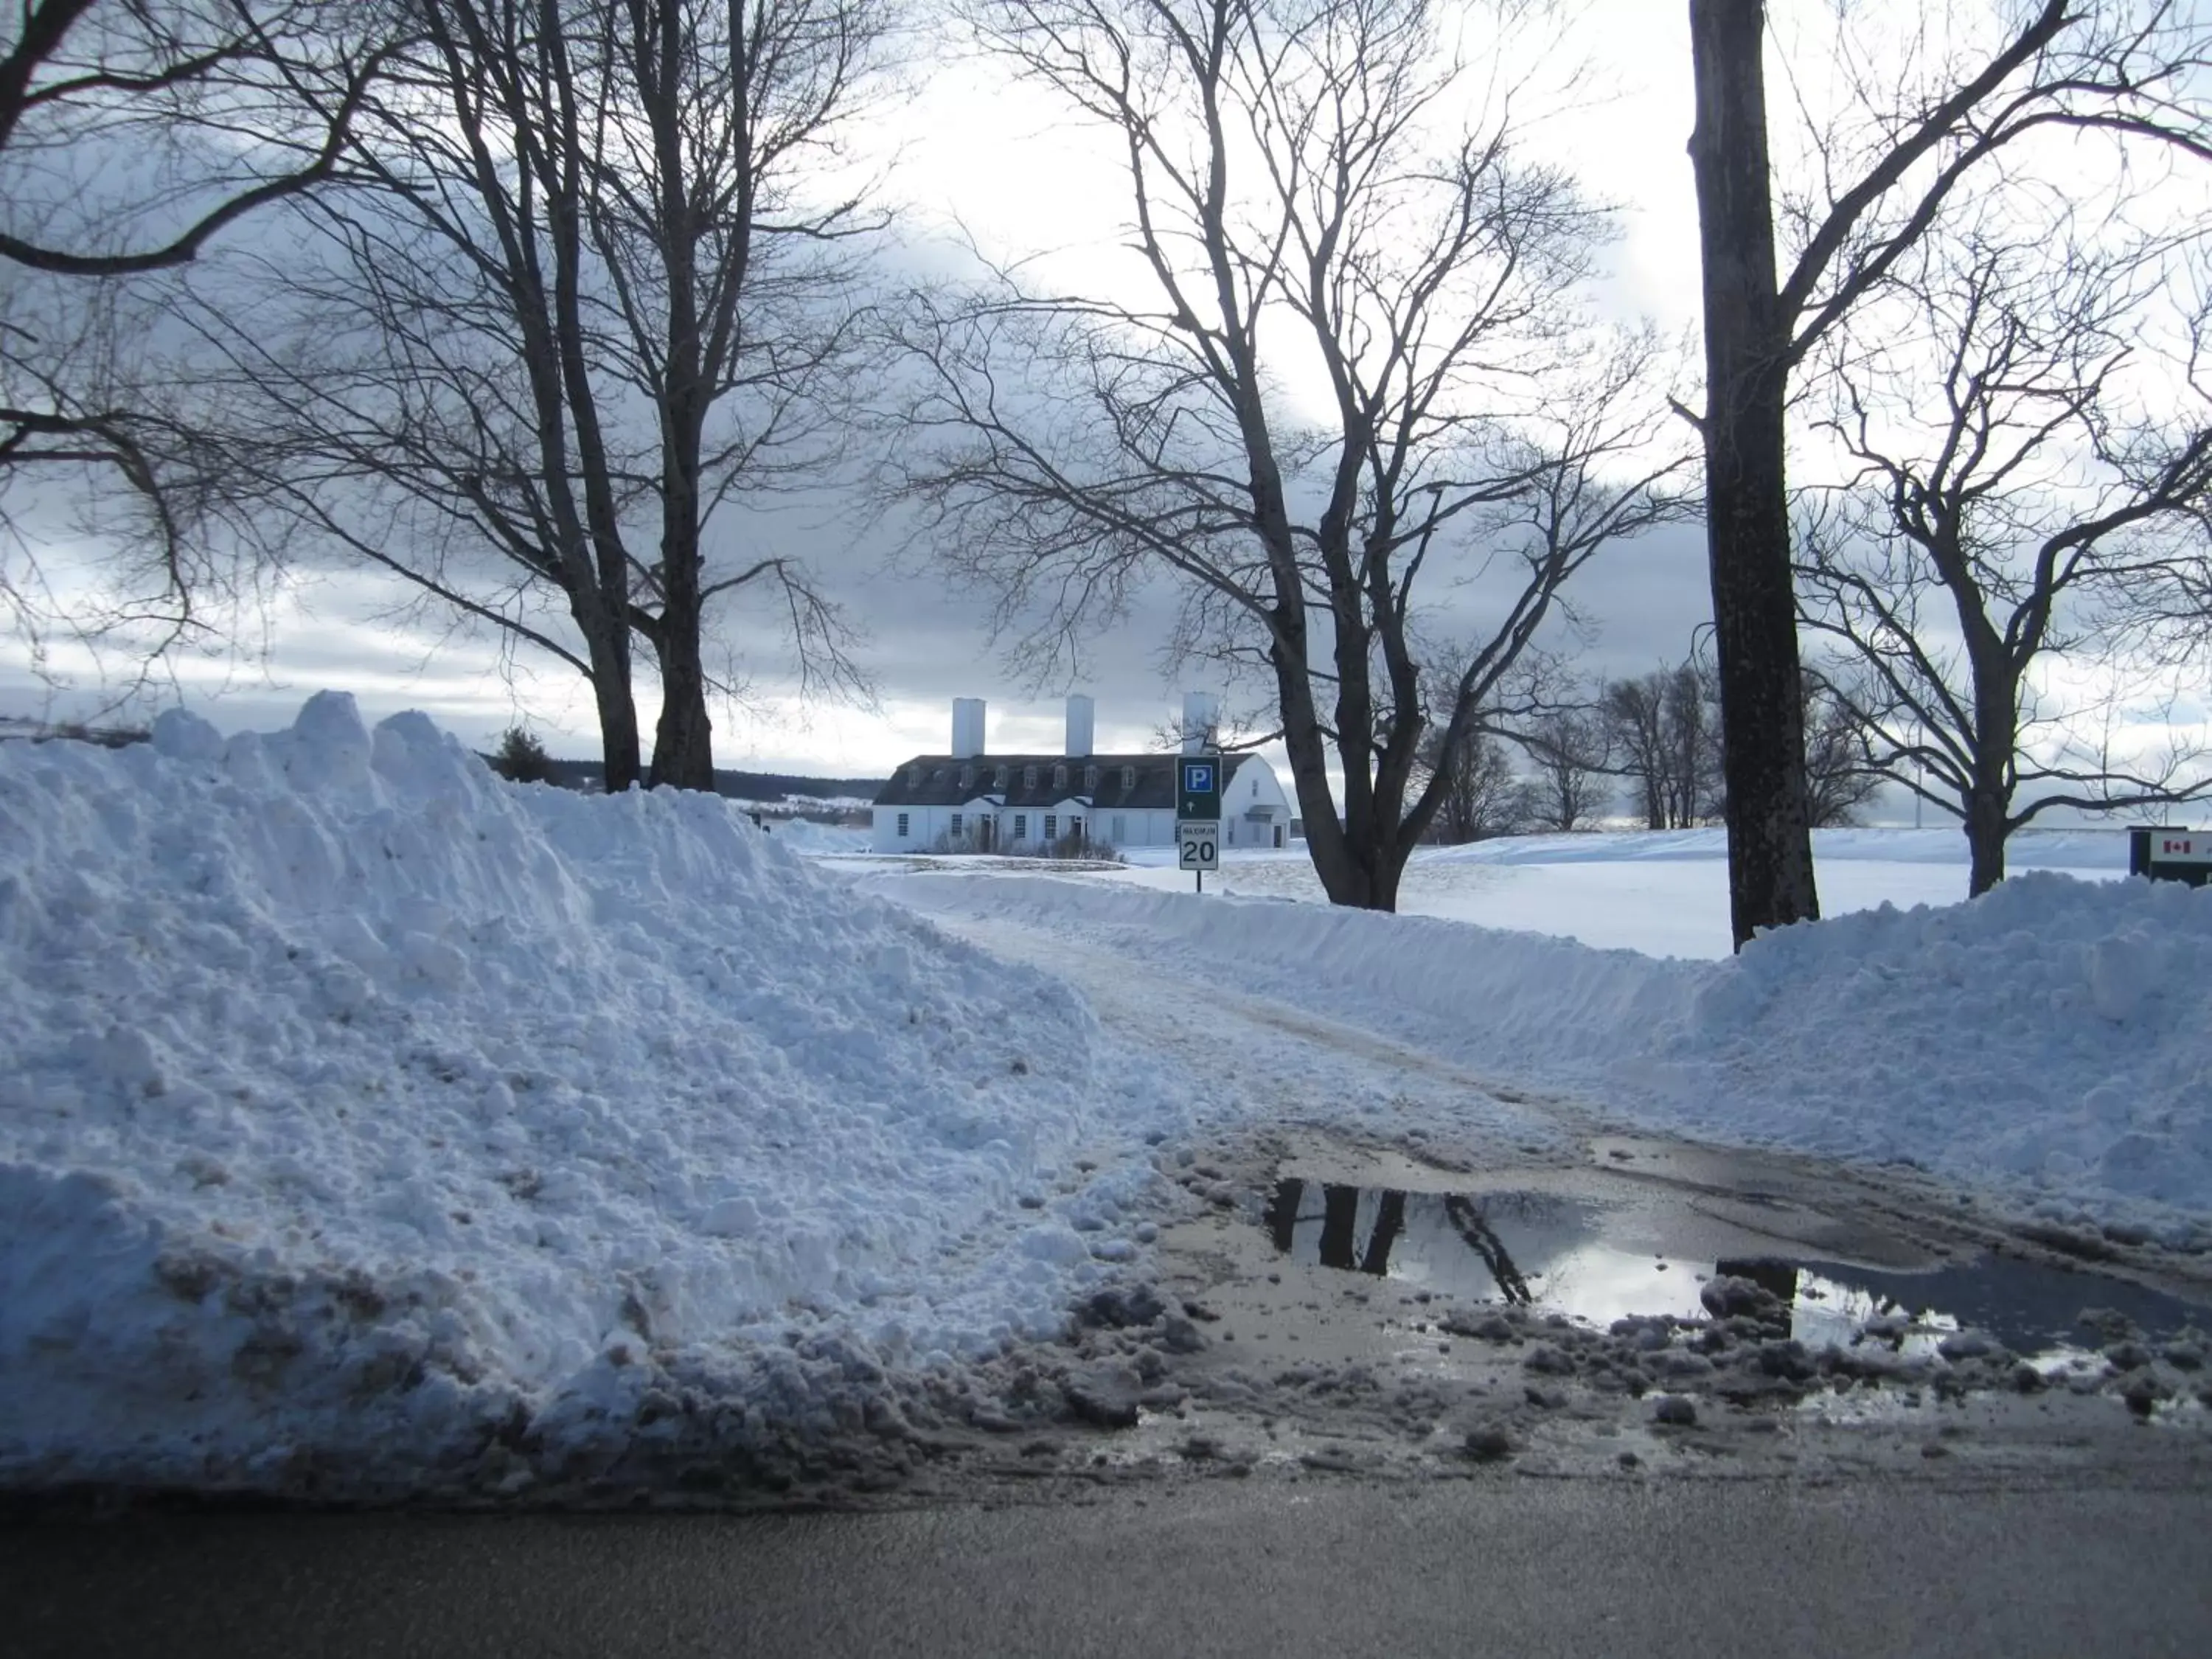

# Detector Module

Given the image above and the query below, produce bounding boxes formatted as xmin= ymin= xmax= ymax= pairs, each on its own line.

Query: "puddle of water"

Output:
xmin=1258 ymin=1178 xmax=2208 ymax=1364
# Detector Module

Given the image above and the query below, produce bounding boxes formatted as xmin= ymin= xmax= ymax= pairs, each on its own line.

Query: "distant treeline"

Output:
xmin=0 ymin=716 xmax=150 ymax=749
xmin=535 ymin=757 xmax=882 ymax=802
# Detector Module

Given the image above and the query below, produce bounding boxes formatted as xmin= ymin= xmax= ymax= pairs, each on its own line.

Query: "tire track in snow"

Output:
xmin=916 ymin=908 xmax=1586 ymax=1156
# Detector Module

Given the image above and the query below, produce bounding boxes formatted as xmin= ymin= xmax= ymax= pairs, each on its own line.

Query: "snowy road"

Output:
xmin=898 ymin=891 xmax=1587 ymax=1164
xmin=855 ymin=863 xmax=2212 ymax=1500
xmin=852 ymin=855 xmax=2212 ymax=1242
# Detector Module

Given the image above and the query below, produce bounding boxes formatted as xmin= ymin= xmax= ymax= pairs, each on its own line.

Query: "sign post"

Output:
xmin=2130 ymin=827 xmax=2212 ymax=888
xmin=1177 ymin=754 xmax=1222 ymax=892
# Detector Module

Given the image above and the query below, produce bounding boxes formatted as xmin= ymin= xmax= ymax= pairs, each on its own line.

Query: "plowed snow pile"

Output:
xmin=0 ymin=695 xmax=1184 ymax=1490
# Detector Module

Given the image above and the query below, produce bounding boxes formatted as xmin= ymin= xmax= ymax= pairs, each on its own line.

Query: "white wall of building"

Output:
xmin=870 ymin=755 xmax=1293 ymax=854
xmin=1222 ymin=755 xmax=1295 ymax=849
xmin=870 ymin=799 xmax=1004 ymax=852
xmin=1095 ymin=809 xmax=1178 ymax=849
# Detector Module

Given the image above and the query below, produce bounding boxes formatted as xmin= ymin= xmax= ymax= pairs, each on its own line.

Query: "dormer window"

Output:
xmin=1023 ymin=765 xmax=1037 ymax=789
xmin=1053 ymin=764 xmax=1068 ymax=790
xmin=1084 ymin=765 xmax=1099 ymax=792
xmin=959 ymin=764 xmax=973 ymax=789
xmin=908 ymin=765 xmax=922 ymax=787
xmin=1121 ymin=765 xmax=1135 ymax=790
xmin=995 ymin=765 xmax=1008 ymax=788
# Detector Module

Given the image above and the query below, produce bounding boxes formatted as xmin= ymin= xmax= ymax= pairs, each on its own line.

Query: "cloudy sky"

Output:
xmin=1 ymin=0 xmax=1739 ymax=774
xmin=10 ymin=0 xmax=2184 ymax=813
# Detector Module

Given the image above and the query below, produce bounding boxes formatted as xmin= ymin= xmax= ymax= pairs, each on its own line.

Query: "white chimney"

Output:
xmin=1064 ymin=694 xmax=1095 ymax=758
xmin=950 ymin=697 xmax=986 ymax=759
xmin=1180 ymin=692 xmax=1220 ymax=754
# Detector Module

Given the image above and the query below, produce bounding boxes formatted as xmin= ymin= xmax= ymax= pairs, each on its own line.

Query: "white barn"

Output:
xmin=871 ymin=695 xmax=1295 ymax=855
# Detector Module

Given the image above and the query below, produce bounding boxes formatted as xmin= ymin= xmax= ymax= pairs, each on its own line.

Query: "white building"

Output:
xmin=870 ymin=695 xmax=1295 ymax=854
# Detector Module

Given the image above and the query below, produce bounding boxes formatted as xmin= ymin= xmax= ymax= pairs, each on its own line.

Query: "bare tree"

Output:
xmin=194 ymin=0 xmax=885 ymax=790
xmin=897 ymin=0 xmax=1689 ymax=911
xmin=1 ymin=1 xmax=388 ymax=666
xmin=1599 ymin=669 xmax=1669 ymax=830
xmin=1660 ymin=656 xmax=1722 ymax=827
xmin=1418 ymin=728 xmax=1533 ymax=844
xmin=1599 ymin=657 xmax=1723 ymax=830
xmin=1796 ymin=227 xmax=2212 ymax=894
xmin=1520 ymin=709 xmax=1607 ymax=832
xmin=1686 ymin=0 xmax=2212 ymax=947
xmin=1800 ymin=667 xmax=1882 ymax=829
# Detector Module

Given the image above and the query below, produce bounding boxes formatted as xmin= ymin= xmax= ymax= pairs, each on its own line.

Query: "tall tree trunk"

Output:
xmin=1276 ymin=664 xmax=1409 ymax=911
xmin=578 ymin=610 xmax=642 ymax=792
xmin=1370 ymin=848 xmax=1405 ymax=913
xmin=647 ymin=586 xmax=715 ymax=790
xmin=636 ymin=1 xmax=717 ymax=795
xmin=1688 ymin=0 xmax=1820 ymax=950
xmin=1965 ymin=675 xmax=2016 ymax=897
xmin=645 ymin=455 xmax=714 ymax=789
xmin=1276 ymin=639 xmax=1385 ymax=909
xmin=644 ymin=393 xmax=714 ymax=790
xmin=1965 ymin=785 xmax=2008 ymax=897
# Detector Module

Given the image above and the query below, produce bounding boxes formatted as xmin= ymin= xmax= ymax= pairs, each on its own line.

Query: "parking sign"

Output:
xmin=1178 ymin=756 xmax=1222 ymax=820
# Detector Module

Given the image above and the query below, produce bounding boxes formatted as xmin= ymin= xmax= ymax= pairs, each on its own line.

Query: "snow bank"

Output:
xmin=0 ymin=696 xmax=1186 ymax=1488
xmin=879 ymin=868 xmax=2212 ymax=1237
xmin=763 ymin=816 xmax=872 ymax=854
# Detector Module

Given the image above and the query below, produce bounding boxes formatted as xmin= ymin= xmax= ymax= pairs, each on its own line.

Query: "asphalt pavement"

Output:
xmin=8 ymin=1472 xmax=2211 ymax=1658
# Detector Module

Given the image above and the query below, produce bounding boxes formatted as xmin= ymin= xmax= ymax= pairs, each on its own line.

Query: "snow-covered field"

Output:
xmin=0 ymin=698 xmax=1189 ymax=1489
xmin=4 ymin=699 xmax=2208 ymax=1495
xmin=1083 ymin=827 xmax=2129 ymax=959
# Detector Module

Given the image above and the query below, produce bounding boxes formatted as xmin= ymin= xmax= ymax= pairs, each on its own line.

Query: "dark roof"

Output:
xmin=873 ymin=752 xmax=1259 ymax=810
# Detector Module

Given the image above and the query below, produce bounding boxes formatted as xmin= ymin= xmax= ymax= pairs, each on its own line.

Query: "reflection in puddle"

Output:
xmin=1259 ymin=1179 xmax=2208 ymax=1363
xmin=1262 ymin=1178 xmax=1537 ymax=1301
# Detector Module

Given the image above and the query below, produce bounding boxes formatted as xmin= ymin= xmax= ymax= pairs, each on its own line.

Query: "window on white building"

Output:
xmin=1014 ymin=813 xmax=1028 ymax=840
xmin=950 ymin=813 xmax=963 ymax=837
xmin=1043 ymin=813 xmax=1057 ymax=841
xmin=897 ymin=813 xmax=909 ymax=837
